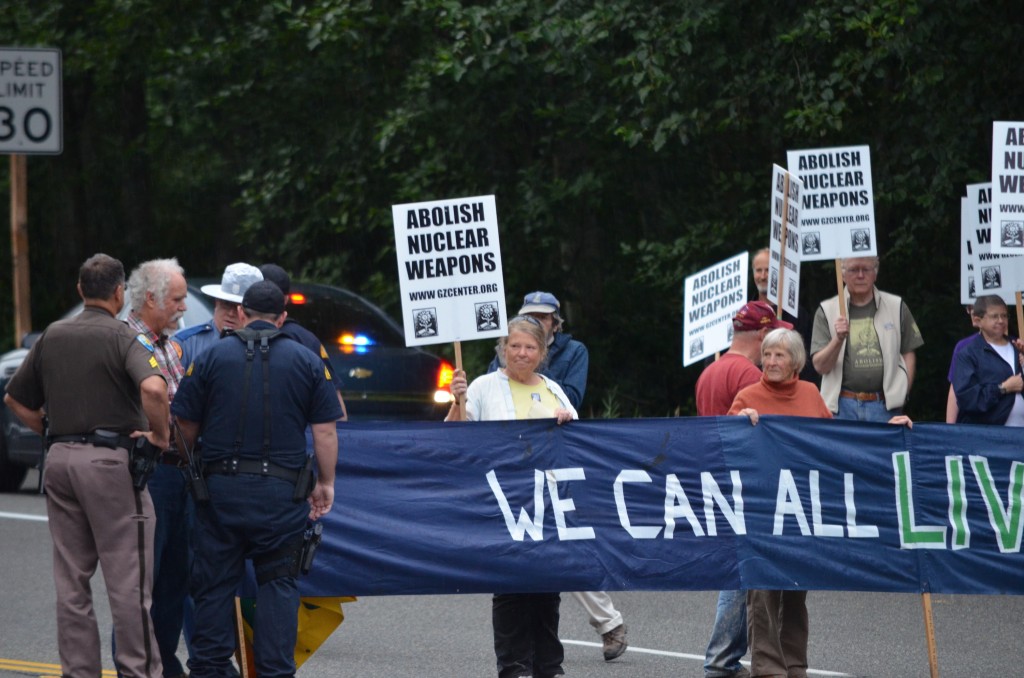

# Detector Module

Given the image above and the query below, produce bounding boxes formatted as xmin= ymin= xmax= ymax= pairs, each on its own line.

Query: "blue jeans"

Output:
xmin=704 ymin=590 xmax=747 ymax=677
xmin=188 ymin=474 xmax=307 ymax=678
xmin=837 ymin=395 xmax=898 ymax=423
xmin=149 ymin=464 xmax=192 ymax=676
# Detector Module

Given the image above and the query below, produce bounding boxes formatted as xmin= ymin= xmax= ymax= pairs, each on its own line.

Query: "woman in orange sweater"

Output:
xmin=727 ymin=328 xmax=827 ymax=678
xmin=727 ymin=329 xmax=910 ymax=678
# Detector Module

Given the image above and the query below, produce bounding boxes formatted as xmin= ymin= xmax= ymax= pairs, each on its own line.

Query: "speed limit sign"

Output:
xmin=0 ymin=48 xmax=62 ymax=155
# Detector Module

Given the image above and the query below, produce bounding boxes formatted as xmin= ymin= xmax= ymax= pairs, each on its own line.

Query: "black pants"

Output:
xmin=492 ymin=592 xmax=563 ymax=678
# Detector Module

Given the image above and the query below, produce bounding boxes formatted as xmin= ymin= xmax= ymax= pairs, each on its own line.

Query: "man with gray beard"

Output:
xmin=122 ymin=258 xmax=191 ymax=678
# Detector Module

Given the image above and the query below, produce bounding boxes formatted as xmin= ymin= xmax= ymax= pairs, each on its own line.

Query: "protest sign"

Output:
xmin=990 ymin=121 xmax=1024 ymax=255
xmin=966 ymin=182 xmax=1022 ymax=304
xmin=300 ymin=418 xmax=1024 ymax=597
xmin=392 ymin=195 xmax=507 ymax=346
xmin=960 ymin=196 xmax=976 ymax=305
xmin=767 ymin=164 xmax=802 ymax=318
xmin=786 ymin=145 xmax=876 ymax=261
xmin=682 ymin=252 xmax=748 ymax=366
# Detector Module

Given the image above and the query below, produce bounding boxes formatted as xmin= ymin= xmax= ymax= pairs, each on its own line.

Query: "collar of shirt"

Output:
xmin=126 ymin=311 xmax=186 ymax=398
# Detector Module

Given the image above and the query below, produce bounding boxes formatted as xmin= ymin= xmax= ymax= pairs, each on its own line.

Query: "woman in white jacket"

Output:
xmin=446 ymin=314 xmax=576 ymax=678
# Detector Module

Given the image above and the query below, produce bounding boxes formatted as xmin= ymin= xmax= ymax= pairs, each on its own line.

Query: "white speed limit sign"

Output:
xmin=0 ymin=48 xmax=62 ymax=155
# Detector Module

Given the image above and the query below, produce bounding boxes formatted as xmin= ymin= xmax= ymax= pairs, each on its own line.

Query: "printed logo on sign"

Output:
xmin=1000 ymin=221 xmax=1024 ymax=248
xmin=475 ymin=301 xmax=500 ymax=331
xmin=851 ymin=229 xmax=871 ymax=252
xmin=413 ymin=308 xmax=439 ymax=337
xmin=787 ymin=282 xmax=796 ymax=308
xmin=982 ymin=266 xmax=1002 ymax=290
xmin=769 ymin=270 xmax=778 ymax=298
xmin=968 ymin=277 xmax=976 ymax=298
xmin=803 ymin=231 xmax=821 ymax=255
xmin=689 ymin=337 xmax=704 ymax=359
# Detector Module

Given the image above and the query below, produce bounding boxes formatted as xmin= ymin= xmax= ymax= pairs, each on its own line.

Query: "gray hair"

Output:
xmin=495 ymin=315 xmax=549 ymax=369
xmin=761 ymin=328 xmax=806 ymax=375
xmin=127 ymin=258 xmax=185 ymax=312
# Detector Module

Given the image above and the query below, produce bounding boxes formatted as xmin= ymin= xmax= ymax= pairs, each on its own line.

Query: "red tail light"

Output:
xmin=289 ymin=293 xmax=306 ymax=305
xmin=437 ymin=361 xmax=455 ymax=390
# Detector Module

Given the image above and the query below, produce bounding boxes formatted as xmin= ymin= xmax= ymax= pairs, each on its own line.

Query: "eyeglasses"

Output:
xmin=983 ymin=313 xmax=1009 ymax=321
xmin=844 ymin=267 xmax=876 ymax=276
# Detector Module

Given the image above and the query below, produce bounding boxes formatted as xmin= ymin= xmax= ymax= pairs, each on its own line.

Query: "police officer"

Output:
xmin=259 ymin=263 xmax=348 ymax=421
xmin=173 ymin=262 xmax=263 ymax=368
xmin=172 ymin=280 xmax=341 ymax=677
xmin=4 ymin=253 xmax=170 ymax=678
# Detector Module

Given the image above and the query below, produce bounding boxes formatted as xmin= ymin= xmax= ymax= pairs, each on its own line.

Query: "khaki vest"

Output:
xmin=819 ymin=287 xmax=909 ymax=413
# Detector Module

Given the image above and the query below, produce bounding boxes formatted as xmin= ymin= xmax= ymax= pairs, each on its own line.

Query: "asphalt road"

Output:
xmin=1 ymin=470 xmax=1021 ymax=678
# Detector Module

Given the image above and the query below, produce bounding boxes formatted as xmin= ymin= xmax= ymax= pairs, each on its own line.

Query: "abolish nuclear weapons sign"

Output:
xmin=786 ymin=145 xmax=876 ymax=261
xmin=682 ymin=253 xmax=748 ymax=367
xmin=392 ymin=195 xmax=508 ymax=346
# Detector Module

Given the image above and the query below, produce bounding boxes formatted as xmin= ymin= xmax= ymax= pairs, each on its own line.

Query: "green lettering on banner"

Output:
xmin=892 ymin=452 xmax=946 ymax=549
xmin=946 ymin=456 xmax=970 ymax=550
xmin=969 ymin=456 xmax=1024 ymax=554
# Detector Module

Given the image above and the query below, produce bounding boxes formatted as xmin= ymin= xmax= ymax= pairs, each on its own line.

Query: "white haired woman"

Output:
xmin=728 ymin=328 xmax=830 ymax=678
xmin=447 ymin=315 xmax=576 ymax=678
xmin=729 ymin=328 xmax=909 ymax=678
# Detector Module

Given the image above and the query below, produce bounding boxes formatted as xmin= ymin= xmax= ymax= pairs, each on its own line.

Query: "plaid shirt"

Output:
xmin=126 ymin=311 xmax=186 ymax=402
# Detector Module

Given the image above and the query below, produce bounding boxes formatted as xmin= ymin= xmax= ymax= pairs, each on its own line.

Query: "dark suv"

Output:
xmin=0 ymin=282 xmax=453 ymax=491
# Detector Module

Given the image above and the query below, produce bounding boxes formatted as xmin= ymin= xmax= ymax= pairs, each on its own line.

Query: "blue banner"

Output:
xmin=302 ymin=418 xmax=1023 ymax=597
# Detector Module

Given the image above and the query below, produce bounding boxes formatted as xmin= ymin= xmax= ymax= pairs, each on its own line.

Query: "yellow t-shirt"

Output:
xmin=507 ymin=377 xmax=562 ymax=420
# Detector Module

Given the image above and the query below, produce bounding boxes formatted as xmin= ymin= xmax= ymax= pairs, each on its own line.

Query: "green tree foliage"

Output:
xmin=2 ymin=0 xmax=1022 ymax=419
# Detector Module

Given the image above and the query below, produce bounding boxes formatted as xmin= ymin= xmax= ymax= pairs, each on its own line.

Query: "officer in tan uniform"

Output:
xmin=4 ymin=253 xmax=170 ymax=678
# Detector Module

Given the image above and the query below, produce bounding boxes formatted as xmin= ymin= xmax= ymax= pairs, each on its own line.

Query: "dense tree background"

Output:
xmin=1 ymin=0 xmax=1022 ymax=420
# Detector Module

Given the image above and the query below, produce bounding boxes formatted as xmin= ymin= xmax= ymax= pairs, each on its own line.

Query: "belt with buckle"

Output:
xmin=48 ymin=432 xmax=134 ymax=451
xmin=840 ymin=389 xmax=883 ymax=402
xmin=203 ymin=457 xmax=301 ymax=484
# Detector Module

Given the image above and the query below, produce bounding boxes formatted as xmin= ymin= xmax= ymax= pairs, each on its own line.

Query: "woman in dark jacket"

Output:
xmin=953 ymin=295 xmax=1024 ymax=426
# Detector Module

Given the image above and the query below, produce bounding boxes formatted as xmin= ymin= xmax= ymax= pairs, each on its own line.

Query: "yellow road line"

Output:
xmin=0 ymin=658 xmax=116 ymax=676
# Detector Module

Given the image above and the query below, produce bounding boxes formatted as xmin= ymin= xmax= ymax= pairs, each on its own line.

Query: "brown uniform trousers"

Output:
xmin=747 ymin=589 xmax=808 ymax=678
xmin=44 ymin=442 xmax=162 ymax=678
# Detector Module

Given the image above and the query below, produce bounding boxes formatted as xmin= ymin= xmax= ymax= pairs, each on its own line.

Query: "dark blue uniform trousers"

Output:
xmin=188 ymin=474 xmax=307 ymax=678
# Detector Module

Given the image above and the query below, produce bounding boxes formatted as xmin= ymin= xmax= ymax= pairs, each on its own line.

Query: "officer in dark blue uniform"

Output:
xmin=259 ymin=263 xmax=348 ymax=421
xmin=172 ymin=281 xmax=342 ymax=678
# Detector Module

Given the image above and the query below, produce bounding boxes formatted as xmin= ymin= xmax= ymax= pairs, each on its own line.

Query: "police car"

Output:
xmin=0 ymin=282 xmax=454 ymax=491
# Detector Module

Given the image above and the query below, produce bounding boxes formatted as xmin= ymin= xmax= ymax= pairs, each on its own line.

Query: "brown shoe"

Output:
xmin=601 ymin=623 xmax=627 ymax=661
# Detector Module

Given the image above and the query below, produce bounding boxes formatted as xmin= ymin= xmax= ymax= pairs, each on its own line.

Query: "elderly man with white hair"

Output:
xmin=810 ymin=256 xmax=923 ymax=422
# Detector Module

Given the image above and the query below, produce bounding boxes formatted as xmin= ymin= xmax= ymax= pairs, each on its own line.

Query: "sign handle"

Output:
xmin=1016 ymin=292 xmax=1023 ymax=341
xmin=453 ymin=341 xmax=465 ymax=421
xmin=10 ymin=154 xmax=31 ymax=346
xmin=234 ymin=597 xmax=253 ymax=678
xmin=835 ymin=257 xmax=847 ymax=318
xmin=920 ymin=592 xmax=941 ymax=678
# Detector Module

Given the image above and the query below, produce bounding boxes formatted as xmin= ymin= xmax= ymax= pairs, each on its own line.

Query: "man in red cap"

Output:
xmin=695 ymin=300 xmax=791 ymax=678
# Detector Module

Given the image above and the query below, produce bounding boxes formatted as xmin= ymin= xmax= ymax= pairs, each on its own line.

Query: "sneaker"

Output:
xmin=601 ymin=623 xmax=627 ymax=661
